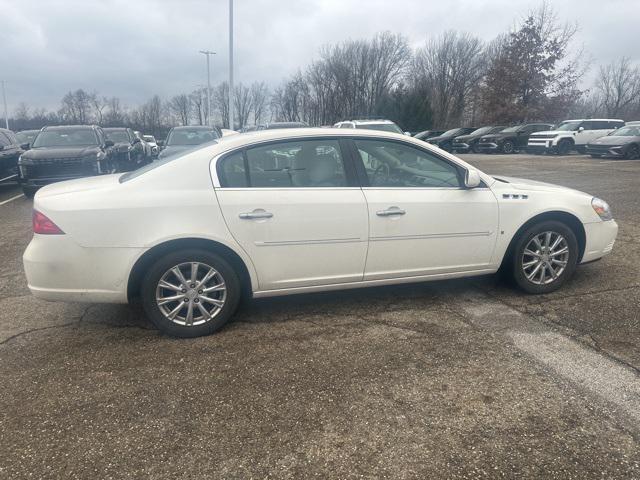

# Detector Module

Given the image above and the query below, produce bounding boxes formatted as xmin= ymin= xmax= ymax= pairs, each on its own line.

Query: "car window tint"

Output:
xmin=240 ymin=140 xmax=347 ymax=188
xmin=219 ymin=152 xmax=248 ymax=188
xmin=355 ymin=139 xmax=461 ymax=188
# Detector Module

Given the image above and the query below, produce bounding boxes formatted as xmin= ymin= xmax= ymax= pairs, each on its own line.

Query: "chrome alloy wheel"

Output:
xmin=521 ymin=231 xmax=570 ymax=286
xmin=155 ymin=262 xmax=227 ymax=326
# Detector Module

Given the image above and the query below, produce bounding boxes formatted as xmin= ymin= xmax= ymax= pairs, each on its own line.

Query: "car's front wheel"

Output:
xmin=501 ymin=141 xmax=515 ymax=154
xmin=141 ymin=249 xmax=241 ymax=337
xmin=510 ymin=221 xmax=579 ymax=294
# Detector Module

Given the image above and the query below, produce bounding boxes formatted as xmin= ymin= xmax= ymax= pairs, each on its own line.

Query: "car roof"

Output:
xmin=559 ymin=118 xmax=624 ymax=122
xmin=44 ymin=125 xmax=97 ymax=130
xmin=340 ymin=119 xmax=397 ymax=125
xmin=103 ymin=127 xmax=128 ymax=131
xmin=171 ymin=125 xmax=215 ymax=130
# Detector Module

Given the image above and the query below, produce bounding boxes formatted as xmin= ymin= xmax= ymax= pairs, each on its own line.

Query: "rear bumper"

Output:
xmin=581 ymin=220 xmax=618 ymax=263
xmin=23 ymin=234 xmax=144 ymax=304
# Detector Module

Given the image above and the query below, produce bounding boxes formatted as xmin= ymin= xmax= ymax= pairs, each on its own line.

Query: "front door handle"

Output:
xmin=376 ymin=207 xmax=406 ymax=217
xmin=239 ymin=210 xmax=273 ymax=220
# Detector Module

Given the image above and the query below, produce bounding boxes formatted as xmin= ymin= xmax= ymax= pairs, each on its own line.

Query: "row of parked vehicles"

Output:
xmin=3 ymin=117 xmax=639 ymax=199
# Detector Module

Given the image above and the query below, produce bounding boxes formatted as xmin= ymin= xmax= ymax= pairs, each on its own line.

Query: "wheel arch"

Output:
xmin=127 ymin=237 xmax=255 ymax=302
xmin=500 ymin=210 xmax=586 ymax=268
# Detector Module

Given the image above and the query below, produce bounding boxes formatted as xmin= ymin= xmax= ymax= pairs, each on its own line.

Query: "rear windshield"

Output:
xmin=119 ymin=140 xmax=218 ymax=182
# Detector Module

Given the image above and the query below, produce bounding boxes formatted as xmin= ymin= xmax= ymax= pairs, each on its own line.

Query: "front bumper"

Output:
xmin=476 ymin=142 xmax=499 ymax=152
xmin=452 ymin=142 xmax=470 ymax=152
xmin=585 ymin=145 xmax=626 ymax=157
xmin=23 ymin=234 xmax=144 ymax=304
xmin=581 ymin=220 xmax=618 ymax=264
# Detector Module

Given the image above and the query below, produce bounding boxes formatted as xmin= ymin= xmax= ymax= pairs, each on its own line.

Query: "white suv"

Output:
xmin=334 ymin=119 xmax=406 ymax=134
xmin=527 ymin=119 xmax=624 ymax=155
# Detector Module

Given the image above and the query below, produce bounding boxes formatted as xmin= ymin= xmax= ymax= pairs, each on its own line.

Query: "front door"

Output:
xmin=214 ymin=138 xmax=369 ymax=291
xmin=350 ymin=138 xmax=499 ymax=281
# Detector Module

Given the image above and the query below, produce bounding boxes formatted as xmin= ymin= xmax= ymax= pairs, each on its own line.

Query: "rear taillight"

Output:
xmin=33 ymin=210 xmax=65 ymax=235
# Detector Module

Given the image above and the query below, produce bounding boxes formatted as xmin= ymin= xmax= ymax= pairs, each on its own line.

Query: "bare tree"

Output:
xmin=91 ymin=94 xmax=108 ymax=125
xmin=594 ymin=57 xmax=640 ymax=118
xmin=213 ymin=82 xmax=230 ymax=128
xmin=60 ymin=89 xmax=94 ymax=124
xmin=103 ymin=97 xmax=127 ymax=126
xmin=168 ymin=94 xmax=191 ymax=125
xmin=233 ymin=83 xmax=253 ymax=129
xmin=190 ymin=88 xmax=206 ymax=125
xmin=250 ymin=82 xmax=269 ymax=124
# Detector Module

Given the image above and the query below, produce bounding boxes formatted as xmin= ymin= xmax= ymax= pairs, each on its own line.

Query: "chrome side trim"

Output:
xmin=370 ymin=231 xmax=493 ymax=242
xmin=252 ymin=267 xmax=498 ymax=298
xmin=255 ymin=237 xmax=363 ymax=247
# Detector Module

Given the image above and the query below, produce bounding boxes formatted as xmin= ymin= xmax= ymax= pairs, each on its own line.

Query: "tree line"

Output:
xmin=6 ymin=2 xmax=640 ymax=136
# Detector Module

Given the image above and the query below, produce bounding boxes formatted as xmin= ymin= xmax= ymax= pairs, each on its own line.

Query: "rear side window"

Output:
xmin=610 ymin=121 xmax=625 ymax=129
xmin=218 ymin=139 xmax=348 ymax=188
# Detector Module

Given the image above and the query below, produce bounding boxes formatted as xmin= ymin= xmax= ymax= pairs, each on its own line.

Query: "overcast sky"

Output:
xmin=1 ymin=0 xmax=638 ymax=113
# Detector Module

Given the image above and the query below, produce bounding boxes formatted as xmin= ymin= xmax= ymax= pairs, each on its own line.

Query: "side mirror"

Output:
xmin=132 ymin=137 xmax=141 ymax=144
xmin=464 ymin=169 xmax=482 ymax=189
xmin=20 ymin=143 xmax=30 ymax=150
xmin=104 ymin=140 xmax=115 ymax=148
xmin=578 ymin=126 xmax=585 ymax=132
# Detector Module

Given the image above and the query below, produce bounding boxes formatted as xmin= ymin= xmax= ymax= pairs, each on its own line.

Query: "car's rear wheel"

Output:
xmin=141 ymin=249 xmax=241 ymax=337
xmin=556 ymin=139 xmax=573 ymax=155
xmin=501 ymin=141 xmax=515 ymax=154
xmin=510 ymin=221 xmax=578 ymax=294
xmin=625 ymin=144 xmax=639 ymax=160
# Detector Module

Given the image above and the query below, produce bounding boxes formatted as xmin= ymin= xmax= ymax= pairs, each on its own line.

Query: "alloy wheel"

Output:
xmin=155 ymin=262 xmax=227 ymax=326
xmin=521 ymin=231 xmax=570 ymax=286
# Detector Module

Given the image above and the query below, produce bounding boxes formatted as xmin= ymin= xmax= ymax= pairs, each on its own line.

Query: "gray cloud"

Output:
xmin=1 ymin=0 xmax=638 ymax=112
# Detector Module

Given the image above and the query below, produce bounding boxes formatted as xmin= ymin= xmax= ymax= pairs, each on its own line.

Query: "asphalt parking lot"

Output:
xmin=1 ymin=153 xmax=639 ymax=479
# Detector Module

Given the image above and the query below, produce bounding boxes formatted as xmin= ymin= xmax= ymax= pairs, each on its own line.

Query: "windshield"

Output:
xmin=555 ymin=121 xmax=582 ymax=131
xmin=442 ymin=128 xmax=462 ymax=136
xmin=356 ymin=123 xmax=403 ymax=134
xmin=16 ymin=131 xmax=38 ymax=143
xmin=166 ymin=128 xmax=218 ymax=146
xmin=105 ymin=130 xmax=130 ymax=143
xmin=468 ymin=126 xmax=494 ymax=136
xmin=32 ymin=129 xmax=98 ymax=147
xmin=610 ymin=126 xmax=640 ymax=136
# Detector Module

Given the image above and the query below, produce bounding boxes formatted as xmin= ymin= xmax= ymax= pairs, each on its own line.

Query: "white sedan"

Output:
xmin=24 ymin=128 xmax=618 ymax=337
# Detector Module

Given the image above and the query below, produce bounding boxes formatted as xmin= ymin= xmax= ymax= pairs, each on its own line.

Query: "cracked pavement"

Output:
xmin=1 ymin=153 xmax=639 ymax=479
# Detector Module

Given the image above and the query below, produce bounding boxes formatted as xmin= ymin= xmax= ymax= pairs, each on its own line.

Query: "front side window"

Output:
xmin=355 ymin=139 xmax=461 ymax=188
xmin=220 ymin=139 xmax=348 ymax=188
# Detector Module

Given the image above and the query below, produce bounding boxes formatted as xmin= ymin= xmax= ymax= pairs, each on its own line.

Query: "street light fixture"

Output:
xmin=199 ymin=50 xmax=216 ymax=127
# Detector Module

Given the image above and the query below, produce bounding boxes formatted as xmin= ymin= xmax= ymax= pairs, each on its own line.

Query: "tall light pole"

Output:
xmin=1 ymin=81 xmax=8 ymax=130
xmin=199 ymin=50 xmax=216 ymax=126
xmin=228 ymin=0 xmax=234 ymax=130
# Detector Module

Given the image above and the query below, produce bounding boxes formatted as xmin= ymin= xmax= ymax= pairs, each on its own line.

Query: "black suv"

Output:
xmin=18 ymin=125 xmax=115 ymax=198
xmin=103 ymin=127 xmax=145 ymax=171
xmin=15 ymin=129 xmax=41 ymax=148
xmin=0 ymin=128 xmax=23 ymax=183
xmin=424 ymin=127 xmax=477 ymax=152
xmin=476 ymin=123 xmax=553 ymax=154
xmin=452 ymin=126 xmax=506 ymax=153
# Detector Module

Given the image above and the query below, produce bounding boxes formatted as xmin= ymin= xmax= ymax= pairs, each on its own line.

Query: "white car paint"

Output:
xmin=24 ymin=128 xmax=618 ymax=304
xmin=527 ymin=119 xmax=625 ymax=152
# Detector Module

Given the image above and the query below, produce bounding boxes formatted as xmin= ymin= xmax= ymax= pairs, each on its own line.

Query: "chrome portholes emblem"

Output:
xmin=522 ymin=231 xmax=570 ymax=286
xmin=155 ymin=262 xmax=227 ymax=327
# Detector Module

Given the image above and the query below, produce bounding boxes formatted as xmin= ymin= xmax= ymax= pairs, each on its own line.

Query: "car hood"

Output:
xmin=588 ymin=136 xmax=637 ymax=146
xmin=493 ymin=176 xmax=589 ymax=196
xmin=21 ymin=146 xmax=100 ymax=159
xmin=481 ymin=132 xmax=515 ymax=141
xmin=529 ymin=130 xmax=563 ymax=136
xmin=35 ymin=173 xmax=122 ymax=199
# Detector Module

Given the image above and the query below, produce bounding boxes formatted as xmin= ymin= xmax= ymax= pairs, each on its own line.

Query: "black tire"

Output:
xmin=625 ymin=144 xmax=640 ymax=160
xmin=141 ymin=249 xmax=241 ymax=338
xmin=556 ymin=139 xmax=573 ymax=155
xmin=501 ymin=141 xmax=515 ymax=154
xmin=509 ymin=221 xmax=579 ymax=294
xmin=22 ymin=186 xmax=38 ymax=199
xmin=472 ymin=143 xmax=482 ymax=154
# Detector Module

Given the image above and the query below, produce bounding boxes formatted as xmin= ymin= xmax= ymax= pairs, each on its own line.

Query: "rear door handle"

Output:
xmin=376 ymin=207 xmax=406 ymax=217
xmin=239 ymin=210 xmax=273 ymax=220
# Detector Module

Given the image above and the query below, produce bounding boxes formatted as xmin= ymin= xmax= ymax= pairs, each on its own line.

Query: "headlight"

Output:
xmin=592 ymin=197 xmax=613 ymax=221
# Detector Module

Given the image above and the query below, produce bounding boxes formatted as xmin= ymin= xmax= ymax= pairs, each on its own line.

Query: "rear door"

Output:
xmin=350 ymin=138 xmax=499 ymax=280
xmin=214 ymin=138 xmax=369 ymax=291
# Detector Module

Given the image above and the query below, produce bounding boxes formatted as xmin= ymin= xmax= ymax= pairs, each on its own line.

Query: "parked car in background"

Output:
xmin=158 ymin=126 xmax=221 ymax=160
xmin=24 ymin=128 xmax=618 ymax=338
xmin=17 ymin=125 xmax=114 ymax=198
xmin=586 ymin=125 xmax=640 ymax=159
xmin=452 ymin=126 xmax=506 ymax=153
xmin=0 ymin=128 xmax=23 ymax=183
xmin=527 ymin=119 xmax=624 ymax=155
xmin=143 ymin=135 xmax=159 ymax=157
xmin=134 ymin=131 xmax=153 ymax=159
xmin=15 ymin=129 xmax=40 ymax=148
xmin=413 ymin=130 xmax=445 ymax=141
xmin=104 ymin=127 xmax=144 ymax=170
xmin=424 ymin=127 xmax=477 ymax=152
xmin=477 ymin=123 xmax=553 ymax=154
xmin=334 ymin=119 xmax=405 ymax=134
xmin=251 ymin=122 xmax=309 ymax=131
